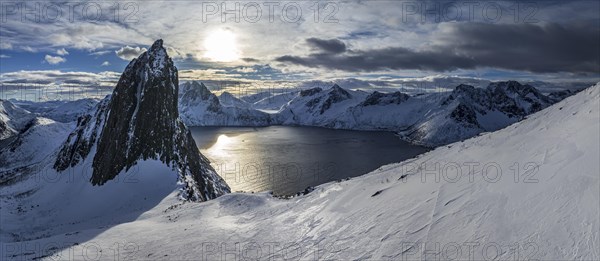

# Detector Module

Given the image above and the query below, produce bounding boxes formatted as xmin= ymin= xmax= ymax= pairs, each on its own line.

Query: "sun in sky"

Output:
xmin=203 ymin=28 xmax=241 ymax=62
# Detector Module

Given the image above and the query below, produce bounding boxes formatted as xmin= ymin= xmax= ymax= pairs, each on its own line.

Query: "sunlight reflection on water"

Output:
xmin=190 ymin=126 xmax=429 ymax=196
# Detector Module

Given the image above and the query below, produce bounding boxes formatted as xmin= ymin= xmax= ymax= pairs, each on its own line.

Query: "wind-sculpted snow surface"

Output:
xmin=5 ymin=83 xmax=597 ymax=260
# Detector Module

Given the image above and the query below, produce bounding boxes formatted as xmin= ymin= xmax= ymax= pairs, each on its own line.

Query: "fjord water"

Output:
xmin=189 ymin=126 xmax=429 ymax=195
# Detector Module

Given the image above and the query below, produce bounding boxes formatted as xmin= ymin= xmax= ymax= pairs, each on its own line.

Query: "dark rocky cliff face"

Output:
xmin=360 ymin=91 xmax=410 ymax=107
xmin=54 ymin=40 xmax=230 ymax=201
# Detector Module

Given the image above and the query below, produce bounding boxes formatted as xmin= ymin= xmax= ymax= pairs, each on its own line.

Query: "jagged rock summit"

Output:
xmin=54 ymin=39 xmax=230 ymax=201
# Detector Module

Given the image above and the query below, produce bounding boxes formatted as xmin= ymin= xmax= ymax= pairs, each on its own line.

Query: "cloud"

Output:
xmin=276 ymin=48 xmax=476 ymax=72
xmin=434 ymin=22 xmax=600 ymax=73
xmin=236 ymin=67 xmax=257 ymax=73
xmin=242 ymin=58 xmax=260 ymax=63
xmin=115 ymin=46 xmax=147 ymax=60
xmin=0 ymin=54 xmax=10 ymax=59
xmin=22 ymin=46 xmax=36 ymax=52
xmin=306 ymin=38 xmax=347 ymax=54
xmin=101 ymin=61 xmax=110 ymax=66
xmin=0 ymin=70 xmax=120 ymax=88
xmin=0 ymin=70 xmax=121 ymax=100
xmin=277 ymin=22 xmax=599 ymax=74
xmin=0 ymin=42 xmax=12 ymax=50
xmin=56 ymin=48 xmax=69 ymax=56
xmin=44 ymin=55 xmax=66 ymax=65
xmin=90 ymin=50 xmax=112 ymax=56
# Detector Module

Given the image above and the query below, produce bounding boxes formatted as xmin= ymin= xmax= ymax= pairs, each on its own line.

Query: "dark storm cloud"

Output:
xmin=241 ymin=58 xmax=260 ymax=63
xmin=276 ymin=47 xmax=476 ymax=72
xmin=305 ymin=38 xmax=347 ymax=54
xmin=277 ymin=23 xmax=599 ymax=73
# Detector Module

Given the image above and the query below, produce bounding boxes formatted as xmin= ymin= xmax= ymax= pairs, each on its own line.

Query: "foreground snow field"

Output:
xmin=2 ymin=82 xmax=597 ymax=259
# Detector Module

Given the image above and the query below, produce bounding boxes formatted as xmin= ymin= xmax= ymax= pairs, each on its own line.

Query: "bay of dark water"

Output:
xmin=189 ymin=126 xmax=429 ymax=196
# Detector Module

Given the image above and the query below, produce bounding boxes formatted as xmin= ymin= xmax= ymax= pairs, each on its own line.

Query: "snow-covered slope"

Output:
xmin=0 ymin=99 xmax=35 ymax=140
xmin=3 ymin=82 xmax=575 ymax=148
xmin=275 ymin=81 xmax=563 ymax=146
xmin=1 ymin=40 xmax=231 ymax=251
xmin=53 ymin=40 xmax=229 ymax=201
xmin=10 ymin=98 xmax=99 ymax=123
xmin=5 ymin=83 xmax=597 ymax=260
xmin=240 ymin=91 xmax=272 ymax=104
xmin=277 ymin=84 xmax=369 ymax=126
xmin=218 ymin=91 xmax=251 ymax=108
xmin=0 ymin=117 xmax=72 ymax=171
xmin=164 ymin=81 xmax=573 ymax=146
xmin=179 ymin=81 xmax=273 ymax=126
xmin=251 ymin=91 xmax=299 ymax=111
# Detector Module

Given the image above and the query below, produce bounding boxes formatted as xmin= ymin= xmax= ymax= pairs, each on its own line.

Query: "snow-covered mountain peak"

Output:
xmin=488 ymin=80 xmax=547 ymax=101
xmin=328 ymin=83 xmax=352 ymax=98
xmin=127 ymin=39 xmax=171 ymax=77
xmin=454 ymin=83 xmax=477 ymax=92
xmin=0 ymin=99 xmax=35 ymax=140
xmin=53 ymin=40 xmax=230 ymax=201
xmin=219 ymin=91 xmax=251 ymax=108
xmin=360 ymin=91 xmax=410 ymax=106
xmin=181 ymin=81 xmax=214 ymax=101
xmin=300 ymin=87 xmax=323 ymax=97
xmin=178 ymin=81 xmax=273 ymax=126
xmin=17 ymin=82 xmax=597 ymax=260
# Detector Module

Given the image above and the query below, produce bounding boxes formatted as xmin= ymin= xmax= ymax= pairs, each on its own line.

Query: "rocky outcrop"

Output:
xmin=178 ymin=81 xmax=273 ymax=127
xmin=53 ymin=40 xmax=230 ymax=201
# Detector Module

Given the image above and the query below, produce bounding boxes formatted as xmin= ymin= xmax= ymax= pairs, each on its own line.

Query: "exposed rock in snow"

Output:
xmin=274 ymin=81 xmax=573 ymax=146
xmin=4 ymin=82 xmax=596 ymax=260
xmin=360 ymin=91 xmax=410 ymax=107
xmin=276 ymin=85 xmax=369 ymax=127
xmin=53 ymin=39 xmax=230 ymax=201
xmin=179 ymin=81 xmax=273 ymax=126
xmin=0 ymin=99 xmax=36 ymax=141
xmin=0 ymin=117 xmax=72 ymax=171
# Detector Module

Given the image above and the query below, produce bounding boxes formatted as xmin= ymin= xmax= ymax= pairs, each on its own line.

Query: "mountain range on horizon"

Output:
xmin=0 ymin=39 xmax=597 ymax=260
xmin=2 ymin=0 xmax=599 ymax=258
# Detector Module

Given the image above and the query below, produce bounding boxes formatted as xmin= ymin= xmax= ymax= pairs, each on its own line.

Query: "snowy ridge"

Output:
xmin=252 ymin=91 xmax=299 ymax=111
xmin=178 ymin=81 xmax=573 ymax=146
xmin=273 ymin=81 xmax=565 ymax=146
xmin=0 ymin=117 xmax=72 ymax=171
xmin=218 ymin=91 xmax=251 ymax=108
xmin=6 ymin=82 xmax=596 ymax=260
xmin=52 ymin=40 xmax=229 ymax=202
xmin=1 ymin=40 xmax=232 ymax=251
xmin=178 ymin=81 xmax=273 ymax=126
xmin=0 ymin=99 xmax=35 ymax=140
xmin=10 ymin=98 xmax=99 ymax=123
xmin=8 ymin=81 xmax=574 ymax=147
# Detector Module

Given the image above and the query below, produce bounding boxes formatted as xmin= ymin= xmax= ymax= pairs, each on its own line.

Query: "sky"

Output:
xmin=0 ymin=0 xmax=599 ymax=100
